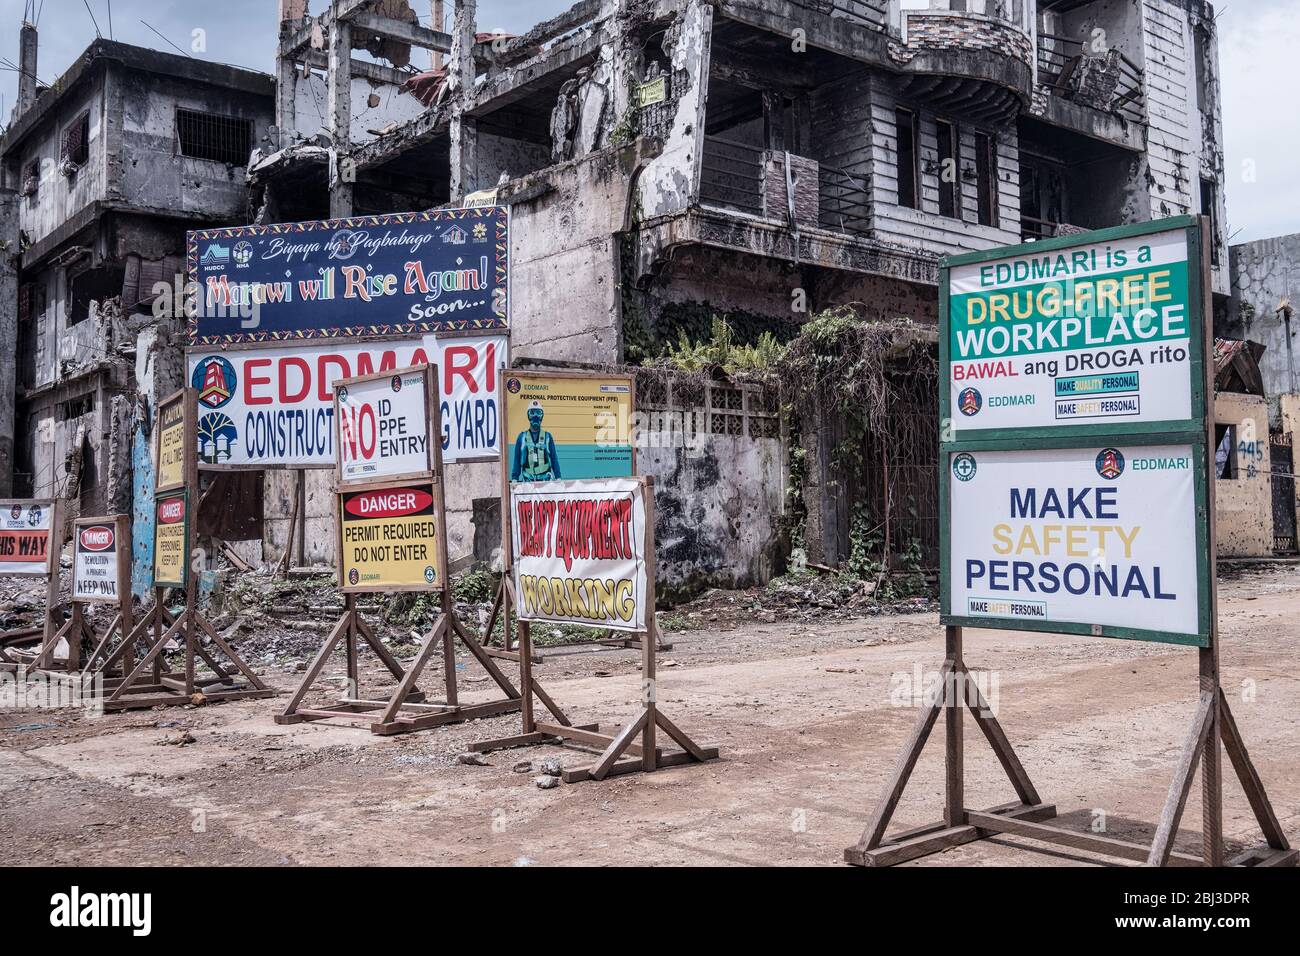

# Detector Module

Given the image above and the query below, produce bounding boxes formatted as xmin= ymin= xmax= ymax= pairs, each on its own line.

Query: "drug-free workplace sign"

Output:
xmin=187 ymin=335 xmax=505 ymax=467
xmin=336 ymin=368 xmax=433 ymax=485
xmin=947 ymin=225 xmax=1195 ymax=432
xmin=338 ymin=484 xmax=442 ymax=593
xmin=946 ymin=445 xmax=1204 ymax=643
xmin=511 ymin=478 xmax=649 ymax=632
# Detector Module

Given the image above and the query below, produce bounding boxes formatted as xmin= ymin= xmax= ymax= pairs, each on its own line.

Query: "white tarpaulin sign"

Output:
xmin=948 ymin=444 xmax=1200 ymax=636
xmin=947 ymin=228 xmax=1193 ymax=431
xmin=511 ymin=478 xmax=649 ymax=633
xmin=0 ymin=501 xmax=53 ymax=576
xmin=336 ymin=368 xmax=433 ymax=484
xmin=187 ymin=334 xmax=506 ymax=467
xmin=73 ymin=522 xmax=122 ymax=602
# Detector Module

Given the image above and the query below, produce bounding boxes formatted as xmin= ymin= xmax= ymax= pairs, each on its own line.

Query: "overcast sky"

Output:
xmin=1 ymin=0 xmax=1296 ymax=244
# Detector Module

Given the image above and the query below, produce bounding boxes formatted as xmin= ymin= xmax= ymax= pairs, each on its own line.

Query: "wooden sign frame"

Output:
xmin=482 ymin=367 xmax=668 ymax=662
xmin=277 ymin=363 xmax=523 ymax=735
xmin=27 ymin=515 xmax=135 ymax=679
xmin=94 ymin=388 xmax=275 ymax=711
xmin=846 ymin=217 xmax=1295 ymax=868
xmin=0 ymin=498 xmax=64 ymax=673
xmin=471 ymin=475 xmax=717 ymax=783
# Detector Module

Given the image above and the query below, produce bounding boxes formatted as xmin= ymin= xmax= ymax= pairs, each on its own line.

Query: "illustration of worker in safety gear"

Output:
xmin=511 ymin=400 xmax=562 ymax=481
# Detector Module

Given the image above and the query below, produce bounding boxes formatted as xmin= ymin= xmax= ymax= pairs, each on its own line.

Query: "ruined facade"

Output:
xmin=1224 ymin=232 xmax=1300 ymax=403
xmin=250 ymin=0 xmax=1228 ymax=577
xmin=0 ymin=36 xmax=275 ymax=522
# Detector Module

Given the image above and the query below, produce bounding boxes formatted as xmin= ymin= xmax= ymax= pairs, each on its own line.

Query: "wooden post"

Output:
xmin=944 ymin=625 xmax=964 ymax=828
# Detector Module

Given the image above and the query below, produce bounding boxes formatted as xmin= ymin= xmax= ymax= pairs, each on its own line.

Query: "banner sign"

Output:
xmin=338 ymin=483 xmax=442 ymax=593
xmin=156 ymin=394 xmax=188 ymax=492
xmin=187 ymin=334 xmax=505 ymax=468
xmin=0 ymin=500 xmax=54 ymax=576
xmin=947 ymin=445 xmax=1203 ymax=641
xmin=511 ymin=478 xmax=649 ymax=632
xmin=153 ymin=492 xmax=189 ymax=588
xmin=336 ymin=366 xmax=434 ymax=485
xmin=947 ymin=225 xmax=1195 ymax=433
xmin=187 ymin=208 xmax=509 ymax=345
xmin=73 ymin=519 xmax=124 ymax=603
xmin=504 ymin=372 xmax=633 ymax=483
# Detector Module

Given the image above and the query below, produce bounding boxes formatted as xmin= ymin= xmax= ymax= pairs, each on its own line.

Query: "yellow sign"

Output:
xmin=636 ymin=76 xmax=667 ymax=108
xmin=338 ymin=484 xmax=442 ymax=592
xmin=156 ymin=396 xmax=187 ymax=491
xmin=503 ymin=372 xmax=633 ymax=482
xmin=153 ymin=492 xmax=188 ymax=588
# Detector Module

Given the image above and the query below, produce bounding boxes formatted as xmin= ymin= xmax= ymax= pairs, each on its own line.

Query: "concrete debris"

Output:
xmin=534 ymin=775 xmax=560 ymax=790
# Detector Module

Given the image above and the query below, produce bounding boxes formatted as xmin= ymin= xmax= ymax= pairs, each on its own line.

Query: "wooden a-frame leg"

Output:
xmin=960 ymin=664 xmax=1042 ymax=806
xmin=944 ymin=627 xmax=963 ymax=827
xmin=848 ymin=661 xmax=952 ymax=854
xmin=1147 ymin=691 xmax=1215 ymax=867
xmin=590 ymin=709 xmax=649 ymax=781
xmin=1217 ymin=688 xmax=1290 ymax=851
xmin=278 ymin=611 xmax=352 ymax=719
xmin=109 ymin=612 xmax=187 ymax=702
xmin=194 ymin=613 xmax=268 ymax=690
xmin=378 ymin=616 xmax=448 ymax=724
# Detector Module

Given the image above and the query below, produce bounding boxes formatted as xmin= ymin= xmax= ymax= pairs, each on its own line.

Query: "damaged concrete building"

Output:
xmin=245 ymin=0 xmax=1228 ymax=582
xmin=0 ymin=29 xmax=274 ymax=520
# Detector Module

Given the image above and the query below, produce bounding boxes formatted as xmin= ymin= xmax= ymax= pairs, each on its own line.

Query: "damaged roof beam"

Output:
xmin=486 ymin=0 xmax=605 ymax=67
xmin=281 ymin=3 xmax=452 ymax=57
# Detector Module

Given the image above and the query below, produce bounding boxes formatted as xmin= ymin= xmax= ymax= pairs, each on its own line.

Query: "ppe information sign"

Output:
xmin=948 ymin=445 xmax=1202 ymax=639
xmin=336 ymin=368 xmax=433 ymax=485
xmin=338 ymin=484 xmax=442 ymax=593
xmin=73 ymin=521 xmax=122 ymax=602
xmin=504 ymin=373 xmax=633 ymax=483
xmin=511 ymin=478 xmax=648 ymax=632
xmin=948 ymin=227 xmax=1194 ymax=432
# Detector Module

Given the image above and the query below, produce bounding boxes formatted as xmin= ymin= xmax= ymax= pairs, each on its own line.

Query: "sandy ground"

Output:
xmin=1 ymin=564 xmax=1297 ymax=867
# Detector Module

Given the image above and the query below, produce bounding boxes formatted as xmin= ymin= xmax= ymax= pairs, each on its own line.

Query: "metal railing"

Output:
xmin=699 ymin=136 xmax=765 ymax=217
xmin=789 ymin=0 xmax=888 ymax=30
xmin=819 ymin=162 xmax=872 ymax=236
xmin=1038 ymin=33 xmax=1146 ymax=123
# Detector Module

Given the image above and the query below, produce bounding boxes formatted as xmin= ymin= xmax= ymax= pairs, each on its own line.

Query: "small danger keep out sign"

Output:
xmin=336 ymin=369 xmax=433 ymax=485
xmin=73 ymin=522 xmax=122 ymax=602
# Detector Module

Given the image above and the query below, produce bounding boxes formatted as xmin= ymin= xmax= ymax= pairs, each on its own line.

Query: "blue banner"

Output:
xmin=186 ymin=207 xmax=509 ymax=345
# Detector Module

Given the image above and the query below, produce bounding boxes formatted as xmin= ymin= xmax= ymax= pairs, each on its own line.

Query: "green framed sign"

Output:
xmin=153 ymin=489 xmax=190 ymax=589
xmin=940 ymin=216 xmax=1213 ymax=647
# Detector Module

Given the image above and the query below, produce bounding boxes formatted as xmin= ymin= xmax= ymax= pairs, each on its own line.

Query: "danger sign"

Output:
xmin=337 ymin=483 xmax=442 ymax=593
xmin=335 ymin=365 xmax=435 ymax=486
xmin=153 ymin=492 xmax=189 ymax=589
xmin=73 ymin=518 xmax=125 ymax=603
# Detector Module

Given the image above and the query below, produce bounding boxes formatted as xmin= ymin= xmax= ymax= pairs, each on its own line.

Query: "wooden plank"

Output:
xmin=278 ymin=611 xmax=351 ymax=718
xmin=562 ymin=746 xmax=722 ymax=784
xmin=944 ymin=627 xmax=963 ymax=827
xmin=846 ymin=802 xmax=1058 ymax=867
xmin=848 ymin=661 xmax=951 ymax=853
xmin=653 ymin=709 xmax=713 ymax=763
xmin=960 ymin=664 xmax=1041 ymax=805
xmin=1218 ymin=689 xmax=1290 ymax=851
xmin=969 ymin=811 xmax=1203 ymax=867
xmin=589 ymin=709 xmax=649 ymax=781
xmin=1148 ymin=691 xmax=1214 ymax=866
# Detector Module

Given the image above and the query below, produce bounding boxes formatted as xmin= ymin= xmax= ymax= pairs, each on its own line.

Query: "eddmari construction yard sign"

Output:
xmin=848 ymin=216 xmax=1296 ymax=869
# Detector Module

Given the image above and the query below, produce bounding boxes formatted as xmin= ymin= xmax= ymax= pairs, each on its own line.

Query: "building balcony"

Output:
xmin=1036 ymin=31 xmax=1146 ymax=125
xmin=698 ymin=136 xmax=872 ymax=239
xmin=788 ymin=0 xmax=889 ymax=31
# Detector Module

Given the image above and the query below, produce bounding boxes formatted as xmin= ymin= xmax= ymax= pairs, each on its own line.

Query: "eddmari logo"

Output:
xmin=1096 ymin=448 xmax=1125 ymax=480
xmin=952 ymin=453 xmax=978 ymax=482
xmin=958 ymin=387 xmax=982 ymax=417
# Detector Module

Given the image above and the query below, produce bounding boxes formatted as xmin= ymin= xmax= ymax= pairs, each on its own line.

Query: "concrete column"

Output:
xmin=448 ymin=0 xmax=478 ymax=202
xmin=328 ymin=5 xmax=354 ymax=217
xmin=0 ymin=187 xmax=16 ymax=496
xmin=17 ymin=23 xmax=38 ymax=116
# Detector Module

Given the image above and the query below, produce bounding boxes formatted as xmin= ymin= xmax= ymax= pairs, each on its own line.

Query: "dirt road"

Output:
xmin=2 ymin=564 xmax=1297 ymax=866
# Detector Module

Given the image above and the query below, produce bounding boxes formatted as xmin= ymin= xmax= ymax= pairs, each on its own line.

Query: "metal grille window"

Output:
xmin=176 ymin=108 xmax=253 ymax=165
xmin=61 ymin=111 xmax=89 ymax=167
